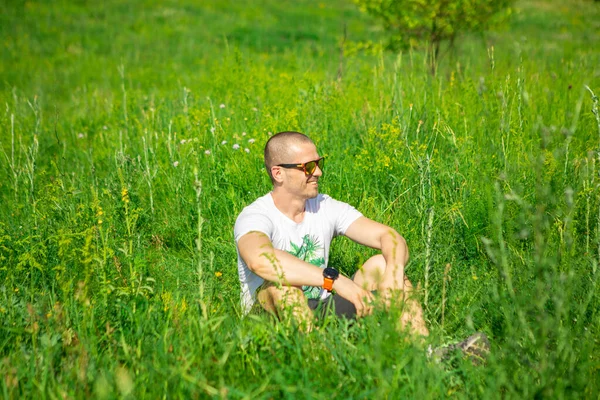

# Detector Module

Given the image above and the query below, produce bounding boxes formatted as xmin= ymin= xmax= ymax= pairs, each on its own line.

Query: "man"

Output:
xmin=234 ymin=131 xmax=428 ymax=335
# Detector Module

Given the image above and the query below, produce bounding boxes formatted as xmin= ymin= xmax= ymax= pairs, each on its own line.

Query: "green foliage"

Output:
xmin=0 ymin=0 xmax=599 ymax=398
xmin=354 ymin=0 xmax=515 ymax=69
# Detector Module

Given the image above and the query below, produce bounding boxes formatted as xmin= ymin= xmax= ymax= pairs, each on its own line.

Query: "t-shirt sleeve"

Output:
xmin=234 ymin=208 xmax=274 ymax=243
xmin=325 ymin=196 xmax=363 ymax=237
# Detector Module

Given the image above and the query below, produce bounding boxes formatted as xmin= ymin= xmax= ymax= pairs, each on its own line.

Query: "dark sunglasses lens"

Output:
xmin=306 ymin=159 xmax=323 ymax=175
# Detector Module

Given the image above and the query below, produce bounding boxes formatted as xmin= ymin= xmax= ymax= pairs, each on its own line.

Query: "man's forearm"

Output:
xmin=251 ymin=248 xmax=325 ymax=287
xmin=252 ymin=248 xmax=373 ymax=316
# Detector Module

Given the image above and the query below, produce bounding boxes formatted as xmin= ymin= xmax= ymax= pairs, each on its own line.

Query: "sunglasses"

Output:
xmin=277 ymin=157 xmax=325 ymax=176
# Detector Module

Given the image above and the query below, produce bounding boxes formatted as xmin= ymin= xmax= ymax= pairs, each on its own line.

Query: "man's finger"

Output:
xmin=357 ymin=299 xmax=373 ymax=317
xmin=356 ymin=300 xmax=366 ymax=317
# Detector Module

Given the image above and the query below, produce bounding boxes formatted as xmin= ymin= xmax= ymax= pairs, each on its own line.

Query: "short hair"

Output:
xmin=264 ymin=131 xmax=314 ymax=181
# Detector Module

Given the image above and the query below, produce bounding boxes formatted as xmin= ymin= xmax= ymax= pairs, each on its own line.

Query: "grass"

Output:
xmin=1 ymin=0 xmax=600 ymax=398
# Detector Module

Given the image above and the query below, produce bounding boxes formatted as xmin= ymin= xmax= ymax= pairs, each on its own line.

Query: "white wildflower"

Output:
xmin=232 ymin=144 xmax=240 ymax=150
xmin=210 ymin=127 xmax=216 ymax=133
xmin=173 ymin=161 xmax=179 ymax=167
xmin=252 ymin=107 xmax=258 ymax=112
xmin=204 ymin=150 xmax=211 ymax=155
xmin=219 ymin=104 xmax=225 ymax=109
xmin=242 ymin=132 xmax=247 ymax=136
xmin=77 ymin=133 xmax=84 ymax=139
xmin=221 ymin=140 xmax=227 ymax=145
xmin=248 ymin=138 xmax=255 ymax=144
xmin=103 ymin=126 xmax=108 ymax=130
xmin=180 ymin=139 xmax=186 ymax=145
xmin=244 ymin=148 xmax=250 ymax=153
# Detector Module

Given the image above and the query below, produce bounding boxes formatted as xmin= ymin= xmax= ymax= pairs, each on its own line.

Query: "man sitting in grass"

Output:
xmin=233 ymin=130 xmax=426 ymax=330
xmin=234 ymin=131 xmax=488 ymax=360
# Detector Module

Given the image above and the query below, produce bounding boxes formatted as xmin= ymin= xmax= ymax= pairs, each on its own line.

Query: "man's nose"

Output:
xmin=312 ymin=164 xmax=323 ymax=177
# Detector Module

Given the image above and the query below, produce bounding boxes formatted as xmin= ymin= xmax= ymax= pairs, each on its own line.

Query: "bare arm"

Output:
xmin=237 ymin=230 xmax=374 ymax=315
xmin=344 ymin=217 xmax=409 ymax=290
xmin=237 ymin=231 xmax=324 ymax=287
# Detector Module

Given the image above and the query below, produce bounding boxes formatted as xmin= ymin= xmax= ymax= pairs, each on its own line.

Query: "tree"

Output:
xmin=354 ymin=0 xmax=514 ymax=72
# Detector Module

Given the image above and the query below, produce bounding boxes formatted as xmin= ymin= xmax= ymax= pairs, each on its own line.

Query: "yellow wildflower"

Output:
xmin=121 ymin=188 xmax=129 ymax=203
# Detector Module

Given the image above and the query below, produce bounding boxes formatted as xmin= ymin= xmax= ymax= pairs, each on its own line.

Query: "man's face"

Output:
xmin=279 ymin=142 xmax=323 ymax=199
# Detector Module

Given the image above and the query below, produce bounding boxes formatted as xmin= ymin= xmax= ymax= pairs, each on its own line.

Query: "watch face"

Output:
xmin=323 ymin=267 xmax=339 ymax=280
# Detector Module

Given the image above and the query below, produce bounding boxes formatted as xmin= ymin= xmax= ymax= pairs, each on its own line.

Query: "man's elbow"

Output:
xmin=384 ymin=228 xmax=409 ymax=259
xmin=384 ymin=228 xmax=404 ymax=244
xmin=247 ymin=259 xmax=267 ymax=276
xmin=396 ymin=231 xmax=408 ymax=249
xmin=246 ymin=252 xmax=281 ymax=279
xmin=397 ymin=232 xmax=410 ymax=263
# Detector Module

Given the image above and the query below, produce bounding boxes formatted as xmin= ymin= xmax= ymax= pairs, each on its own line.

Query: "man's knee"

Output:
xmin=356 ymin=254 xmax=415 ymax=291
xmin=360 ymin=254 xmax=386 ymax=277
xmin=352 ymin=255 xmax=383 ymax=291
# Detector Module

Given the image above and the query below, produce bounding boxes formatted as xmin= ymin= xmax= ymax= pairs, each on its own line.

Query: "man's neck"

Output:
xmin=271 ymin=188 xmax=306 ymax=223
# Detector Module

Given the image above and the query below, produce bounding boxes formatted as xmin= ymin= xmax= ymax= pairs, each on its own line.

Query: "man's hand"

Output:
xmin=333 ymin=276 xmax=375 ymax=317
xmin=377 ymin=270 xmax=412 ymax=309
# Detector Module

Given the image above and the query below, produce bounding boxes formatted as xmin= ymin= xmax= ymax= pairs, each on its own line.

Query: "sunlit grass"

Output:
xmin=1 ymin=0 xmax=599 ymax=398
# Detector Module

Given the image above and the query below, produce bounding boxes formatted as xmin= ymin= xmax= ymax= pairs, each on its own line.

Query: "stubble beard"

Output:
xmin=306 ymin=179 xmax=319 ymax=199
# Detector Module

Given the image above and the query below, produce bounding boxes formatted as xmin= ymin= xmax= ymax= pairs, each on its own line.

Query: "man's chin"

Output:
xmin=305 ymin=181 xmax=319 ymax=198
xmin=307 ymin=188 xmax=319 ymax=199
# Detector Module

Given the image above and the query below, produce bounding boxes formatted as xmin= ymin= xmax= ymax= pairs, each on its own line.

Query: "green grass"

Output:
xmin=1 ymin=0 xmax=600 ymax=398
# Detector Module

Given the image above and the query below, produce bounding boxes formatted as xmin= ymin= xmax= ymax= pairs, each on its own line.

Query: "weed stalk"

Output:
xmin=424 ymin=206 xmax=434 ymax=307
xmin=194 ymin=168 xmax=208 ymax=318
xmin=142 ymin=134 xmax=155 ymax=214
xmin=441 ymin=263 xmax=451 ymax=330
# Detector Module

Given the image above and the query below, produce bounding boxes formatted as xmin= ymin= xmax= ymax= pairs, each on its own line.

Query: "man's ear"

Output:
xmin=271 ymin=166 xmax=284 ymax=183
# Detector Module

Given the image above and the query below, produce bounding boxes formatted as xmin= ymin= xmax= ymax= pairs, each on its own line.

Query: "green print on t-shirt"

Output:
xmin=287 ymin=234 xmax=325 ymax=300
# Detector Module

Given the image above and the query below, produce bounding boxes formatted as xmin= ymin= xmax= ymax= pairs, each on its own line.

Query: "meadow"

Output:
xmin=1 ymin=0 xmax=599 ymax=398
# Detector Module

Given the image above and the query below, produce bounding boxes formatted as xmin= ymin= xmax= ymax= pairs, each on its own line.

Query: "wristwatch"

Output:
xmin=322 ymin=267 xmax=339 ymax=292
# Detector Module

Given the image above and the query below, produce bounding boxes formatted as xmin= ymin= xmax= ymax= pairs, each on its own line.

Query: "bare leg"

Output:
xmin=257 ymin=284 xmax=314 ymax=331
xmin=354 ymin=254 xmax=429 ymax=337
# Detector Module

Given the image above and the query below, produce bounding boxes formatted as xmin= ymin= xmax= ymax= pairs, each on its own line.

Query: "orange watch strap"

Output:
xmin=323 ymin=277 xmax=334 ymax=291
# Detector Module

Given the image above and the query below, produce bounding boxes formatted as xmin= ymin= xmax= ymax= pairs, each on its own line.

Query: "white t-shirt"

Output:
xmin=234 ymin=192 xmax=363 ymax=315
